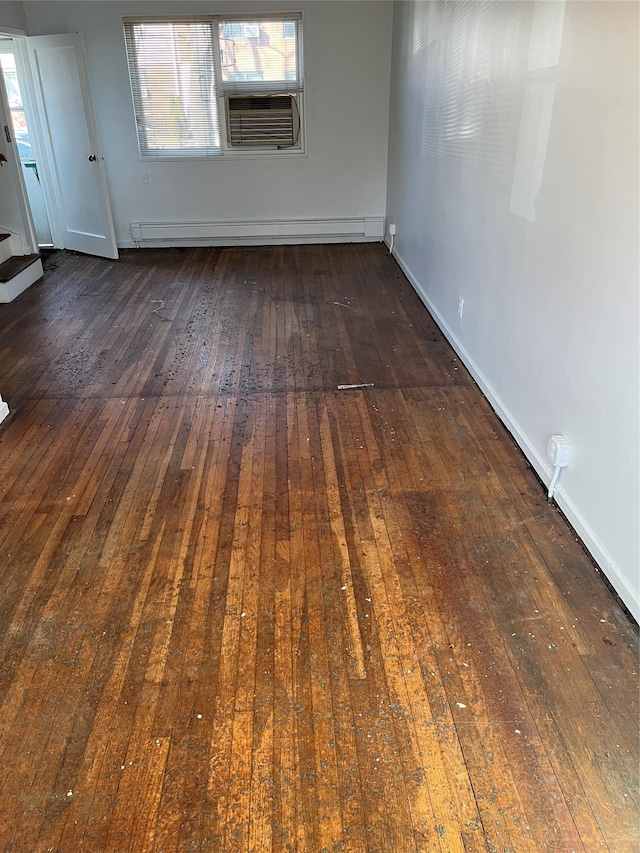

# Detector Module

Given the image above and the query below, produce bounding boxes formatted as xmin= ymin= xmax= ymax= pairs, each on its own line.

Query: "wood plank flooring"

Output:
xmin=0 ymin=244 xmax=637 ymax=853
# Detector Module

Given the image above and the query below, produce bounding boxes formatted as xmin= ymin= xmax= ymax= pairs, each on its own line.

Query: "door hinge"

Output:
xmin=4 ymin=125 xmax=11 ymax=144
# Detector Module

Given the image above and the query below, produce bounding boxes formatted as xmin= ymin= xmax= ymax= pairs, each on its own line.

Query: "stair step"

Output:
xmin=0 ymin=235 xmax=12 ymax=264
xmin=0 ymin=254 xmax=41 ymax=283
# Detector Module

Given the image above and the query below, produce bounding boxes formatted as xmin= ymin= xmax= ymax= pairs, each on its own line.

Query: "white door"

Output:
xmin=27 ymin=33 xmax=118 ymax=259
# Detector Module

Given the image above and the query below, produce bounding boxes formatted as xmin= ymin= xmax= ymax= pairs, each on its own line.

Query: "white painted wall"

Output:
xmin=386 ymin=1 xmax=639 ymax=619
xmin=0 ymin=157 xmax=25 ymax=242
xmin=23 ymin=0 xmax=393 ymax=246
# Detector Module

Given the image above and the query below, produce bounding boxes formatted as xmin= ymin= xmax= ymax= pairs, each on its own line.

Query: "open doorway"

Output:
xmin=0 ymin=40 xmax=54 ymax=260
xmin=0 ymin=30 xmax=118 ymax=265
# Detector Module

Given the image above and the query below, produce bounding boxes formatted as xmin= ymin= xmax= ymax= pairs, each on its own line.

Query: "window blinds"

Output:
xmin=123 ymin=20 xmax=222 ymax=156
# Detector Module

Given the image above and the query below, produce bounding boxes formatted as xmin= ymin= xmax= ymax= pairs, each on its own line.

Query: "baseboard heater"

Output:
xmin=129 ymin=217 xmax=385 ymax=246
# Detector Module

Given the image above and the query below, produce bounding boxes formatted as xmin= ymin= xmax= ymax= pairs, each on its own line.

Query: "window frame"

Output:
xmin=123 ymin=13 xmax=305 ymax=161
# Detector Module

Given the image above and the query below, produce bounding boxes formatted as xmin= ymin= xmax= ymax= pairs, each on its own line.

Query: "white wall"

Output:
xmin=386 ymin=1 xmax=639 ymax=620
xmin=0 ymin=147 xmax=25 ymax=241
xmin=23 ymin=0 xmax=393 ymax=246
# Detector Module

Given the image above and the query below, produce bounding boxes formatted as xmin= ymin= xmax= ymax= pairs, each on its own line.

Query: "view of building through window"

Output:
xmin=219 ymin=20 xmax=298 ymax=84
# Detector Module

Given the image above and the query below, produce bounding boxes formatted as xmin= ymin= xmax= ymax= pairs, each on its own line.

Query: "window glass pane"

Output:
xmin=125 ymin=21 xmax=221 ymax=154
xmin=0 ymin=52 xmax=22 ymax=107
xmin=219 ymin=19 xmax=298 ymax=84
xmin=227 ymin=71 xmax=265 ymax=82
xmin=243 ymin=24 xmax=260 ymax=39
xmin=223 ymin=23 xmax=243 ymax=39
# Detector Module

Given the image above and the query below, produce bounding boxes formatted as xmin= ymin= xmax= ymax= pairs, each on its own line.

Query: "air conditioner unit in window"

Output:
xmin=225 ymin=94 xmax=299 ymax=147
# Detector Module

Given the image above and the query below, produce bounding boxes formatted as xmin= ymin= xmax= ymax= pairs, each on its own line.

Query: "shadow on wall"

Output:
xmin=414 ymin=0 xmax=565 ymax=223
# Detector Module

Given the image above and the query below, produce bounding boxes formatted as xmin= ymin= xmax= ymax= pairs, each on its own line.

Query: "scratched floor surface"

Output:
xmin=0 ymin=245 xmax=637 ymax=852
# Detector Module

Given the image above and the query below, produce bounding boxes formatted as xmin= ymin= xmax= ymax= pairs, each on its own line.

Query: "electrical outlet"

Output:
xmin=547 ymin=435 xmax=571 ymax=467
xmin=141 ymin=173 xmax=149 ymax=185
xmin=389 ymin=224 xmax=396 ymax=236
xmin=458 ymin=297 xmax=464 ymax=318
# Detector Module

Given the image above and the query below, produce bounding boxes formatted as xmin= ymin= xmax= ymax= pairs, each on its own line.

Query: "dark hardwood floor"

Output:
xmin=0 ymin=244 xmax=637 ymax=852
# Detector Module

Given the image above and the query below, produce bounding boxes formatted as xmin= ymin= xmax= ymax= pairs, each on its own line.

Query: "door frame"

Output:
xmin=0 ymin=28 xmax=63 ymax=251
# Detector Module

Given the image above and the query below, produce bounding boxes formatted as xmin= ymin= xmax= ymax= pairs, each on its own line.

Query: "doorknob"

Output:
xmin=88 ymin=154 xmax=97 ymax=161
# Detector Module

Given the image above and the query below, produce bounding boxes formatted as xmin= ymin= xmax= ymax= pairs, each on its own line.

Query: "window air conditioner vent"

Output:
xmin=225 ymin=94 xmax=299 ymax=147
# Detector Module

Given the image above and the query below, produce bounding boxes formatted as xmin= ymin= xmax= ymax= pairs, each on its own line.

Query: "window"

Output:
xmin=227 ymin=71 xmax=264 ymax=83
xmin=123 ymin=14 xmax=303 ymax=157
xmin=222 ymin=22 xmax=243 ymax=39
xmin=241 ymin=23 xmax=260 ymax=40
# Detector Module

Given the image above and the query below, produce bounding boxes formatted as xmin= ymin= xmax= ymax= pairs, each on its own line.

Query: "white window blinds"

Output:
xmin=123 ymin=20 xmax=222 ymax=157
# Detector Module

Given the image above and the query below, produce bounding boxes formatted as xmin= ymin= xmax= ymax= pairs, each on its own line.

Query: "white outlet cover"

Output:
xmin=548 ymin=434 xmax=571 ymax=467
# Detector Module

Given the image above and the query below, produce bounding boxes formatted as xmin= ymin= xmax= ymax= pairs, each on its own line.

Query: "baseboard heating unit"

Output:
xmin=128 ymin=218 xmax=385 ymax=247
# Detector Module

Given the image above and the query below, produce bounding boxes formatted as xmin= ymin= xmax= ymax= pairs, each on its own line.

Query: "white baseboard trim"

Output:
xmin=0 ymin=398 xmax=9 ymax=425
xmin=126 ymin=216 xmax=385 ymax=248
xmin=0 ymin=257 xmax=43 ymax=303
xmin=393 ymin=247 xmax=639 ymax=623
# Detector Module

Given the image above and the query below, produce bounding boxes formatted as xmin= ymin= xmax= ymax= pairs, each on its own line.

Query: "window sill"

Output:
xmin=137 ymin=148 xmax=307 ymax=163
